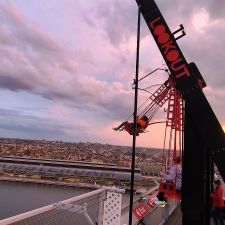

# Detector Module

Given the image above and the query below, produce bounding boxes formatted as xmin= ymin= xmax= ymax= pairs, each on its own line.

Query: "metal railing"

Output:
xmin=124 ymin=181 xmax=180 ymax=225
xmin=121 ymin=182 xmax=180 ymax=225
xmin=0 ymin=183 xmax=180 ymax=225
xmin=0 ymin=187 xmax=125 ymax=225
xmin=133 ymin=199 xmax=180 ymax=225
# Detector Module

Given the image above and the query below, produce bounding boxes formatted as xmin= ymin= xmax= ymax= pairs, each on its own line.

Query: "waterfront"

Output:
xmin=0 ymin=180 xmax=131 ymax=220
xmin=0 ymin=181 xmax=93 ymax=220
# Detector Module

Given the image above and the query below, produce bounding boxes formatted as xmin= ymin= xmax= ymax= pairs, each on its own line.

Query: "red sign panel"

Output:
xmin=147 ymin=198 xmax=156 ymax=208
xmin=132 ymin=203 xmax=149 ymax=220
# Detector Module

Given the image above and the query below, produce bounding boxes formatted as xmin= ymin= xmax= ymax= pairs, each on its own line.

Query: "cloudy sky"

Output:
xmin=0 ymin=0 xmax=224 ymax=148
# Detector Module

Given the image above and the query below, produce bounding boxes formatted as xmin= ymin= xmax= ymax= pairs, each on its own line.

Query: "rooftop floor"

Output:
xmin=164 ymin=204 xmax=182 ymax=225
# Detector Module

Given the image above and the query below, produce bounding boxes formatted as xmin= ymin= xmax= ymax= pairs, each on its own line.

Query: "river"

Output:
xmin=0 ymin=181 xmax=101 ymax=220
xmin=0 ymin=180 xmax=131 ymax=220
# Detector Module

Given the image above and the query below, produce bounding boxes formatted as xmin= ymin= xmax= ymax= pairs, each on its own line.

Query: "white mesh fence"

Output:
xmin=103 ymin=191 xmax=122 ymax=225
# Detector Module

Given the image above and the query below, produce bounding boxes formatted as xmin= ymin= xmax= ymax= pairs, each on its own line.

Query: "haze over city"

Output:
xmin=0 ymin=0 xmax=225 ymax=148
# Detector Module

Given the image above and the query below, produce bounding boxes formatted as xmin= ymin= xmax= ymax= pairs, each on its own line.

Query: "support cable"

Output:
xmin=128 ymin=4 xmax=141 ymax=225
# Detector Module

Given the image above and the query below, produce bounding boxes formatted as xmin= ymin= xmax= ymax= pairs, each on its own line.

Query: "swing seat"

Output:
xmin=159 ymin=182 xmax=181 ymax=199
xmin=124 ymin=122 xmax=142 ymax=136
xmin=165 ymin=191 xmax=181 ymax=199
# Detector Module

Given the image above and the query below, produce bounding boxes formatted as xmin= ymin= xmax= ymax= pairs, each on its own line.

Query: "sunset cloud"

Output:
xmin=0 ymin=0 xmax=224 ymax=147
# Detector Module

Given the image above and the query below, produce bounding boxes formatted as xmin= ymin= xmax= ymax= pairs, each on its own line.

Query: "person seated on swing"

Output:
xmin=163 ymin=156 xmax=182 ymax=192
xmin=113 ymin=115 xmax=149 ymax=135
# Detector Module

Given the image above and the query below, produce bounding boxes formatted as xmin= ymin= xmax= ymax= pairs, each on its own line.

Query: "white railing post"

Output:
xmin=102 ymin=187 xmax=125 ymax=225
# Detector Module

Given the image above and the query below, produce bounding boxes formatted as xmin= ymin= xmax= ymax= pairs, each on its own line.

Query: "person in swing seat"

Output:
xmin=157 ymin=156 xmax=182 ymax=201
xmin=113 ymin=116 xmax=149 ymax=135
xmin=163 ymin=156 xmax=182 ymax=192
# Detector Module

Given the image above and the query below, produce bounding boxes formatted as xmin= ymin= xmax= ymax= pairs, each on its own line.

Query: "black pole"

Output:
xmin=128 ymin=4 xmax=141 ymax=225
xmin=205 ymin=147 xmax=211 ymax=225
xmin=210 ymin=155 xmax=214 ymax=191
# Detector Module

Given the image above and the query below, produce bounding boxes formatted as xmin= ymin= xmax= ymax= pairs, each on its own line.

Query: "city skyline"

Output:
xmin=0 ymin=0 xmax=225 ymax=148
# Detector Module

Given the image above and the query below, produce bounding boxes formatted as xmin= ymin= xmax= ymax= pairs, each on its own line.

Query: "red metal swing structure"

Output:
xmin=114 ymin=76 xmax=184 ymax=199
xmin=131 ymin=1 xmax=225 ymax=224
xmin=159 ymin=78 xmax=183 ymax=199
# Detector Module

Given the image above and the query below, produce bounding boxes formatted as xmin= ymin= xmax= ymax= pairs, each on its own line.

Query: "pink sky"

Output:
xmin=0 ymin=0 xmax=224 ymax=148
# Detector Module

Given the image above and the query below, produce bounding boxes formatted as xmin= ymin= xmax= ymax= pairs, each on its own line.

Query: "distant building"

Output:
xmin=140 ymin=163 xmax=161 ymax=176
xmin=0 ymin=157 xmax=141 ymax=182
